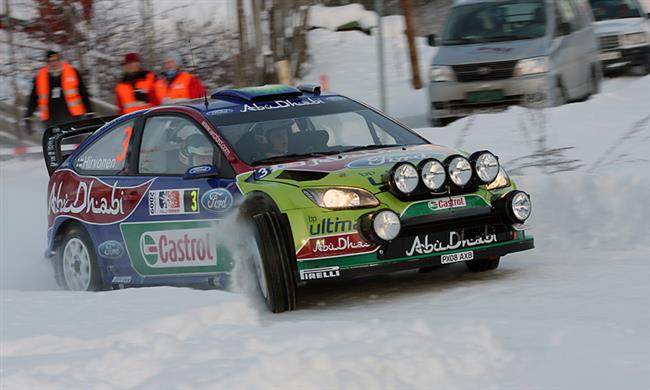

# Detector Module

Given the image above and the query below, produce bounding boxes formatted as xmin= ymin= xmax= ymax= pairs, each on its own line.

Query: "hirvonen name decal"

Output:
xmin=240 ymin=97 xmax=323 ymax=112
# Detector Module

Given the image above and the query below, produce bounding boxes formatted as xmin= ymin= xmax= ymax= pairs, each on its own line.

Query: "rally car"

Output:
xmin=43 ymin=84 xmax=534 ymax=312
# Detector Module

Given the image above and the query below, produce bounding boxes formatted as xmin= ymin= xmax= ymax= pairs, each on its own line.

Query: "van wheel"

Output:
xmin=251 ymin=212 xmax=297 ymax=313
xmin=465 ymin=256 xmax=500 ymax=272
xmin=642 ymin=60 xmax=650 ymax=75
xmin=57 ymin=227 xmax=103 ymax=291
xmin=551 ymin=79 xmax=567 ymax=106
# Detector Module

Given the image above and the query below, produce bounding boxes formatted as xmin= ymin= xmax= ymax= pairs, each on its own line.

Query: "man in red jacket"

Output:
xmin=115 ymin=53 xmax=159 ymax=115
xmin=154 ymin=51 xmax=206 ymax=104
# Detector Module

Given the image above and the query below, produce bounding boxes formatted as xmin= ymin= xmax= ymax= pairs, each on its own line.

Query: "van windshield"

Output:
xmin=589 ymin=0 xmax=643 ymax=21
xmin=442 ymin=0 xmax=547 ymax=45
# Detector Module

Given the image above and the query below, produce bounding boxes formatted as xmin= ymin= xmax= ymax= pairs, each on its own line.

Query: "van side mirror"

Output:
xmin=427 ymin=34 xmax=437 ymax=46
xmin=556 ymin=22 xmax=571 ymax=36
xmin=184 ymin=164 xmax=219 ymax=179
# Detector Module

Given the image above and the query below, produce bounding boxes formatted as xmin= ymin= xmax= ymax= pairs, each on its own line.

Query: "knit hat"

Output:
xmin=46 ymin=50 xmax=59 ymax=60
xmin=123 ymin=52 xmax=140 ymax=64
xmin=163 ymin=51 xmax=183 ymax=68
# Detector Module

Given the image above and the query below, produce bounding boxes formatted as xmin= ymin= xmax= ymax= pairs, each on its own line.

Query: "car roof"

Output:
xmin=177 ymin=84 xmax=345 ymax=114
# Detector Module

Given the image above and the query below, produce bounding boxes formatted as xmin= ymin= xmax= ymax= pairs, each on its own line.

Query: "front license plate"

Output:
xmin=598 ymin=51 xmax=621 ymax=61
xmin=441 ymin=250 xmax=474 ymax=264
xmin=467 ymin=89 xmax=504 ymax=103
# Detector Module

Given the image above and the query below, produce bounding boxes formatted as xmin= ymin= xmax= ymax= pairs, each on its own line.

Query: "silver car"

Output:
xmin=428 ymin=0 xmax=602 ymax=126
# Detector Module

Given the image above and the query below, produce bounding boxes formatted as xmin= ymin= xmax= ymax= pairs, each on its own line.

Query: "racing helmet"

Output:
xmin=180 ymin=133 xmax=213 ymax=167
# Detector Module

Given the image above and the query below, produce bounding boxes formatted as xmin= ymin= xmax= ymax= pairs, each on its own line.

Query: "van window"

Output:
xmin=590 ymin=0 xmax=643 ymax=21
xmin=441 ymin=0 xmax=547 ymax=45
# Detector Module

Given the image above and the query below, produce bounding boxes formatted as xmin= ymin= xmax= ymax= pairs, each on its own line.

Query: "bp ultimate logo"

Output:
xmin=139 ymin=228 xmax=217 ymax=268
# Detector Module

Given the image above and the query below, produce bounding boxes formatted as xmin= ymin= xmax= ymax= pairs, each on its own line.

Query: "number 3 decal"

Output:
xmin=116 ymin=126 xmax=133 ymax=162
xmin=191 ymin=190 xmax=198 ymax=212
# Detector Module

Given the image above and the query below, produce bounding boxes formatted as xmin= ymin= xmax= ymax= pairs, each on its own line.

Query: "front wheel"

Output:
xmin=465 ymin=256 xmax=500 ymax=272
xmin=57 ymin=226 xmax=103 ymax=291
xmin=251 ymin=212 xmax=297 ymax=313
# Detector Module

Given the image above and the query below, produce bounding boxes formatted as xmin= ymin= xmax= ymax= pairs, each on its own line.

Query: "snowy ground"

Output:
xmin=2 ymin=24 xmax=650 ymax=390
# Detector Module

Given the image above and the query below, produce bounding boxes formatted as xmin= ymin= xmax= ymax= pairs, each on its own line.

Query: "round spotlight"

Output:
xmin=391 ymin=163 xmax=419 ymax=194
xmin=474 ymin=152 xmax=500 ymax=183
xmin=447 ymin=156 xmax=472 ymax=187
xmin=510 ymin=191 xmax=532 ymax=222
xmin=373 ymin=210 xmax=401 ymax=241
xmin=420 ymin=159 xmax=446 ymax=191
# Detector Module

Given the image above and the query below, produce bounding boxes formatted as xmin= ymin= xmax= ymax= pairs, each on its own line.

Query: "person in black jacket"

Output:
xmin=24 ymin=51 xmax=94 ymax=133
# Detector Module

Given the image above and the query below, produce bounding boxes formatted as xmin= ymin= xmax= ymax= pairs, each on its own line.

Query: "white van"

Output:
xmin=590 ymin=0 xmax=650 ymax=74
xmin=428 ymin=0 xmax=601 ymax=126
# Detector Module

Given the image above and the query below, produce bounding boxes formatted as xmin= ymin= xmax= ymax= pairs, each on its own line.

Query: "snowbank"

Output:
xmin=308 ymin=4 xmax=378 ymax=32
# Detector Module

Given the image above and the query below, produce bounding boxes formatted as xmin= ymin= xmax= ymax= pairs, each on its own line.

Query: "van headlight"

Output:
xmin=513 ymin=56 xmax=549 ymax=76
xmin=622 ymin=32 xmax=649 ymax=47
xmin=430 ymin=66 xmax=455 ymax=82
xmin=303 ymin=188 xmax=379 ymax=210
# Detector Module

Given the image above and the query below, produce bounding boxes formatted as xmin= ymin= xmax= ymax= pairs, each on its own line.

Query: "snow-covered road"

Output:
xmin=2 ymin=21 xmax=650 ymax=389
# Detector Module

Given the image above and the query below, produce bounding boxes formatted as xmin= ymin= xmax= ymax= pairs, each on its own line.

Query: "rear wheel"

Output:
xmin=251 ymin=212 xmax=297 ymax=313
xmin=465 ymin=256 xmax=500 ymax=272
xmin=57 ymin=227 xmax=103 ymax=291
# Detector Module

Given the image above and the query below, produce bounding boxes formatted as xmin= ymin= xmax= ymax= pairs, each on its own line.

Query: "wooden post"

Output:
xmin=235 ymin=0 xmax=247 ymax=86
xmin=401 ymin=0 xmax=422 ymax=89
xmin=4 ymin=0 xmax=23 ymax=138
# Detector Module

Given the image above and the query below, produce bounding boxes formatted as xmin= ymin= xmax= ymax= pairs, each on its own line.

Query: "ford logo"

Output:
xmin=201 ymin=188 xmax=233 ymax=213
xmin=189 ymin=165 xmax=212 ymax=175
xmin=97 ymin=240 xmax=124 ymax=259
xmin=477 ymin=66 xmax=491 ymax=75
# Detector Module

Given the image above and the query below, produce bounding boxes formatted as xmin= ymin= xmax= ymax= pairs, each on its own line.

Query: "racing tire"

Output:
xmin=252 ymin=212 xmax=297 ymax=313
xmin=465 ymin=256 xmax=500 ymax=272
xmin=56 ymin=226 xmax=103 ymax=291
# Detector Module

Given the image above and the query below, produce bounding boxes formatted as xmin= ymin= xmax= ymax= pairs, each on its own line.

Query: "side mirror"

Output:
xmin=427 ymin=34 xmax=437 ymax=46
xmin=556 ymin=22 xmax=571 ymax=36
xmin=184 ymin=164 xmax=219 ymax=179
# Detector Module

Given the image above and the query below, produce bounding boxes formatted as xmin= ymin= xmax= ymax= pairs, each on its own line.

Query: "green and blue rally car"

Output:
xmin=43 ymin=84 xmax=534 ymax=312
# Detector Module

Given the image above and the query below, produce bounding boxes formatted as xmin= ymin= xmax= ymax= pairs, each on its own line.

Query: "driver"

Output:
xmin=179 ymin=133 xmax=213 ymax=168
xmin=262 ymin=120 xmax=291 ymax=158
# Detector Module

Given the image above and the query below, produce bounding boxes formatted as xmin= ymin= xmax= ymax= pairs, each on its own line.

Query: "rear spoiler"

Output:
xmin=42 ymin=116 xmax=118 ymax=177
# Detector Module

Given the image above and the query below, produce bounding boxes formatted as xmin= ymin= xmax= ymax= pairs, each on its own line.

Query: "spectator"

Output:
xmin=154 ymin=51 xmax=206 ymax=104
xmin=115 ymin=52 xmax=159 ymax=115
xmin=24 ymin=50 xmax=94 ymax=132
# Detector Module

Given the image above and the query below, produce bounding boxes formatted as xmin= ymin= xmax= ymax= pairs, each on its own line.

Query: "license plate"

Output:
xmin=441 ymin=250 xmax=474 ymax=264
xmin=467 ymin=90 xmax=503 ymax=103
xmin=598 ymin=51 xmax=621 ymax=61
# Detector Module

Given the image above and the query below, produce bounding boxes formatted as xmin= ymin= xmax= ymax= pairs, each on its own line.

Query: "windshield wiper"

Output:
xmin=442 ymin=37 xmax=480 ymax=45
xmin=250 ymin=152 xmax=331 ymax=166
xmin=331 ymin=144 xmax=405 ymax=154
xmin=479 ymin=34 xmax=541 ymax=42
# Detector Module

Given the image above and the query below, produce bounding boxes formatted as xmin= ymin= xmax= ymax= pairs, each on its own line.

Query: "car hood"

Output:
xmin=247 ymin=144 xmax=466 ymax=193
xmin=432 ymin=37 xmax=548 ymax=65
xmin=593 ymin=18 xmax=648 ymax=36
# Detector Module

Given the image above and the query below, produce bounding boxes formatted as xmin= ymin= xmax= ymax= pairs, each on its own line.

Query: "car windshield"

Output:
xmin=590 ymin=0 xmax=643 ymax=21
xmin=207 ymin=98 xmax=427 ymax=165
xmin=441 ymin=0 xmax=547 ymax=45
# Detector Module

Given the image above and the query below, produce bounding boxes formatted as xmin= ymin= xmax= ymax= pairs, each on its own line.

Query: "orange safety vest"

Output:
xmin=36 ymin=63 xmax=86 ymax=121
xmin=115 ymin=72 xmax=156 ymax=114
xmin=154 ymin=72 xmax=193 ymax=104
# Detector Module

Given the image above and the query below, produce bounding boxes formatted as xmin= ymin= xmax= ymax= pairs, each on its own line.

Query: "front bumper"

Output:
xmin=599 ymin=44 xmax=650 ymax=70
xmin=429 ymin=73 xmax=551 ymax=119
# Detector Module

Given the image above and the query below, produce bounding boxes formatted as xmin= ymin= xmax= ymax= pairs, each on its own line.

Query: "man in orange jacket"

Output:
xmin=24 ymin=51 xmax=94 ymax=131
xmin=155 ymin=51 xmax=206 ymax=105
xmin=115 ymin=53 xmax=159 ymax=115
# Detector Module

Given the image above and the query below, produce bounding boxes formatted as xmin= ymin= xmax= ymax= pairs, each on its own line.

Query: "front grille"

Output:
xmin=599 ymin=35 xmax=619 ymax=50
xmin=452 ymin=60 xmax=517 ymax=82
xmin=447 ymin=95 xmax=523 ymax=110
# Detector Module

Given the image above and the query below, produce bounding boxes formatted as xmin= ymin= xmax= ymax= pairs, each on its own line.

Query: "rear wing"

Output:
xmin=42 ymin=116 xmax=118 ymax=177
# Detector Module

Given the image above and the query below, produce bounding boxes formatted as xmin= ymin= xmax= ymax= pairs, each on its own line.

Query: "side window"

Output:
xmin=139 ymin=116 xmax=215 ymax=175
xmin=75 ymin=120 xmax=134 ymax=175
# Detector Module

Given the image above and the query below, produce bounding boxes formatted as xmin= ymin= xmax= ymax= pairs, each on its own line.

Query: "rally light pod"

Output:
xmin=470 ymin=151 xmax=500 ymax=184
xmin=444 ymin=155 xmax=473 ymax=188
xmin=389 ymin=162 xmax=420 ymax=195
xmin=495 ymin=190 xmax=532 ymax=223
xmin=418 ymin=159 xmax=447 ymax=192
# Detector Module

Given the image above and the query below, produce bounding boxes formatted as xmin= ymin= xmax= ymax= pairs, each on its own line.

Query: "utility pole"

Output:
xmin=236 ymin=0 xmax=247 ymax=86
xmin=401 ymin=0 xmax=422 ymax=89
xmin=375 ymin=0 xmax=387 ymax=112
xmin=139 ymin=0 xmax=154 ymax=69
xmin=4 ymin=0 xmax=22 ymax=138
xmin=252 ymin=0 xmax=264 ymax=84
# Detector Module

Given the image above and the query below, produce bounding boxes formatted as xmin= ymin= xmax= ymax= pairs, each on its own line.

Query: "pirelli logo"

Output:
xmin=299 ymin=266 xmax=340 ymax=281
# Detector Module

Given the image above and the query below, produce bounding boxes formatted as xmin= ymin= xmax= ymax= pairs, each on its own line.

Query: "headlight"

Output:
xmin=303 ymin=188 xmax=379 ymax=209
xmin=372 ymin=210 xmax=401 ymax=241
xmin=419 ymin=159 xmax=447 ymax=191
xmin=390 ymin=163 xmax=419 ymax=195
xmin=471 ymin=151 xmax=500 ymax=183
xmin=513 ymin=56 xmax=549 ymax=76
xmin=486 ymin=167 xmax=510 ymax=190
xmin=445 ymin=156 xmax=472 ymax=187
xmin=509 ymin=191 xmax=532 ymax=222
xmin=430 ymin=66 xmax=455 ymax=82
xmin=622 ymin=32 xmax=649 ymax=47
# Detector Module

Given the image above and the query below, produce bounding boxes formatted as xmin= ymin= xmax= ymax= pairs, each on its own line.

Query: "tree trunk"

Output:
xmin=401 ymin=0 xmax=422 ymax=89
xmin=4 ymin=0 xmax=23 ymax=138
